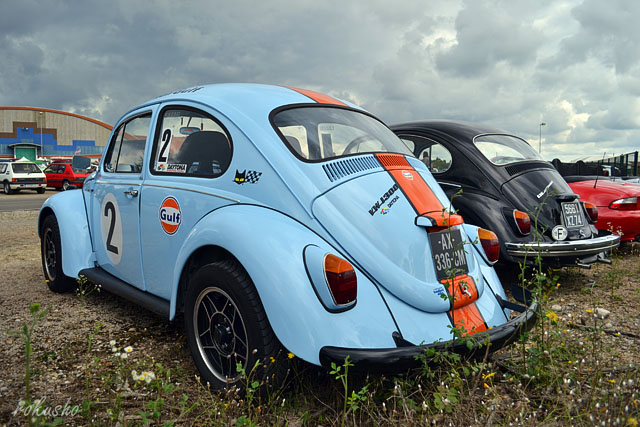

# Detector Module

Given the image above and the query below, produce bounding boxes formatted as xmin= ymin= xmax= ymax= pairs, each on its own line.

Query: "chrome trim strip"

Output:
xmin=504 ymin=234 xmax=620 ymax=257
xmin=142 ymin=183 xmax=240 ymax=202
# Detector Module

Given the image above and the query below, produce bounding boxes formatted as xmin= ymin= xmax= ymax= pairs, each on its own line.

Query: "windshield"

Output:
xmin=474 ymin=134 xmax=543 ymax=166
xmin=272 ymin=107 xmax=413 ymax=161
xmin=12 ymin=163 xmax=40 ymax=174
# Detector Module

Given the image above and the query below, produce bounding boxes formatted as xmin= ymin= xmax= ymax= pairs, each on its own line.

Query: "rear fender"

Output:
xmin=172 ymin=204 xmax=398 ymax=365
xmin=38 ymin=191 xmax=94 ymax=278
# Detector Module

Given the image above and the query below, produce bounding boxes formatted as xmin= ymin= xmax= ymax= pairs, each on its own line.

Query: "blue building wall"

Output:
xmin=0 ymin=125 xmax=102 ymax=156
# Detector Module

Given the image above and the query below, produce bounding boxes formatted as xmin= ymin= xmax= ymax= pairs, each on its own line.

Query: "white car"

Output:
xmin=1 ymin=161 xmax=47 ymax=194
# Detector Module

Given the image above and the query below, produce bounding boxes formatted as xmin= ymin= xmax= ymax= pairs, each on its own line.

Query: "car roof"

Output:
xmin=123 ymin=83 xmax=360 ymax=125
xmin=391 ymin=120 xmax=513 ymax=143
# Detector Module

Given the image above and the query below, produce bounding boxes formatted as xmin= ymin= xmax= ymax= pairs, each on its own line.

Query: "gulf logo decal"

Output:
xmin=159 ymin=196 xmax=181 ymax=235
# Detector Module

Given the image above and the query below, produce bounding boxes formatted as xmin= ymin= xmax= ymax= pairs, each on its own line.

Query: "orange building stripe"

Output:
xmin=0 ymin=106 xmax=113 ymax=130
xmin=284 ymin=86 xmax=347 ymax=106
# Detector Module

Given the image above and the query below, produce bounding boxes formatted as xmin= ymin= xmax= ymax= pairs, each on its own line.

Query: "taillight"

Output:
xmin=478 ymin=228 xmax=500 ymax=264
xmin=609 ymin=197 xmax=639 ymax=210
xmin=583 ymin=201 xmax=598 ymax=222
xmin=513 ymin=210 xmax=531 ymax=235
xmin=11 ymin=178 xmax=17 ymax=182
xmin=324 ymin=254 xmax=357 ymax=305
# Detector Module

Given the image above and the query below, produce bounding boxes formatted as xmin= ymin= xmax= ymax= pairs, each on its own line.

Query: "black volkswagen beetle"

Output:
xmin=390 ymin=120 xmax=620 ymax=270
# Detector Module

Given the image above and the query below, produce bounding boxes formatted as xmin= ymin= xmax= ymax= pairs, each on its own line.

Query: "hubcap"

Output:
xmin=193 ymin=287 xmax=248 ymax=382
xmin=43 ymin=228 xmax=57 ymax=281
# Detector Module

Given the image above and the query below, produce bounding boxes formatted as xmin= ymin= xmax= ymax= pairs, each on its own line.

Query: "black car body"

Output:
xmin=391 ymin=120 xmax=620 ymax=269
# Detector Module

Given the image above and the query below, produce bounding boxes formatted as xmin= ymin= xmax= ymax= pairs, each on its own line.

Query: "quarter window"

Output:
xmin=152 ymin=108 xmax=232 ymax=177
xmin=104 ymin=114 xmax=151 ymax=173
xmin=400 ymin=135 xmax=453 ymax=173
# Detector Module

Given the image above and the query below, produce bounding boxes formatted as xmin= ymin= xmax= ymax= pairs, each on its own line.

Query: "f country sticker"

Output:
xmin=159 ymin=196 xmax=182 ymax=235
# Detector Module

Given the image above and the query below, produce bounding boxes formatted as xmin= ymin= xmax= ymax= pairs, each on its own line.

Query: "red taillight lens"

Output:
xmin=609 ymin=197 xmax=639 ymax=210
xmin=513 ymin=210 xmax=531 ymax=235
xmin=324 ymin=254 xmax=357 ymax=305
xmin=478 ymin=228 xmax=500 ymax=264
xmin=11 ymin=178 xmax=17 ymax=182
xmin=583 ymin=201 xmax=598 ymax=222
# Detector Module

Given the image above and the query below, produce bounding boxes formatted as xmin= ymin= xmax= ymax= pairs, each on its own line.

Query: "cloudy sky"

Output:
xmin=1 ymin=0 xmax=639 ymax=161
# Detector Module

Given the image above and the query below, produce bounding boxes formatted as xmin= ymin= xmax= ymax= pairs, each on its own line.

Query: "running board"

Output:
xmin=79 ymin=267 xmax=170 ymax=318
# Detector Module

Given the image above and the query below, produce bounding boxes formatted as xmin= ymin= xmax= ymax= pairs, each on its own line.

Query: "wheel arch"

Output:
xmin=38 ymin=191 xmax=94 ymax=278
xmin=169 ymin=204 xmax=398 ymax=365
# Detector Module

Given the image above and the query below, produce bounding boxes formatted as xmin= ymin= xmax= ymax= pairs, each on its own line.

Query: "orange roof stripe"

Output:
xmin=0 ymin=106 xmax=113 ymax=130
xmin=284 ymin=86 xmax=347 ymax=106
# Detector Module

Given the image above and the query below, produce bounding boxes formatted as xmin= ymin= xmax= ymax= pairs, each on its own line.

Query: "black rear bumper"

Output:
xmin=319 ymin=301 xmax=537 ymax=372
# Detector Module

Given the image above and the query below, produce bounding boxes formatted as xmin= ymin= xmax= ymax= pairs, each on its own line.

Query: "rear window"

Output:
xmin=473 ymin=134 xmax=543 ymax=166
xmin=272 ymin=107 xmax=412 ymax=161
xmin=11 ymin=163 xmax=41 ymax=174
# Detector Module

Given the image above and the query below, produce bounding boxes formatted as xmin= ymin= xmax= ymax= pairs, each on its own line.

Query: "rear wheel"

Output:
xmin=41 ymin=215 xmax=77 ymax=293
xmin=61 ymin=180 xmax=70 ymax=191
xmin=37 ymin=188 xmax=45 ymax=194
xmin=184 ymin=260 xmax=283 ymax=390
xmin=3 ymin=181 xmax=12 ymax=195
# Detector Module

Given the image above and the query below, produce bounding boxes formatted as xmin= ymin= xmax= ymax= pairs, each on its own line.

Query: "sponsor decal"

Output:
xmin=379 ymin=195 xmax=400 ymax=215
xmin=167 ymin=163 xmax=187 ymax=173
xmin=234 ymin=169 xmax=262 ymax=185
xmin=159 ymin=196 xmax=182 ymax=235
xmin=536 ymin=180 xmax=554 ymax=199
xmin=433 ymin=287 xmax=446 ymax=296
xmin=401 ymin=170 xmax=413 ymax=180
xmin=156 ymin=163 xmax=167 ymax=172
xmin=368 ymin=183 xmax=399 ymax=216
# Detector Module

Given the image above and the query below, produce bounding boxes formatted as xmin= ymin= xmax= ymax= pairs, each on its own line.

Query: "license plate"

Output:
xmin=562 ymin=202 xmax=584 ymax=228
xmin=428 ymin=228 xmax=469 ymax=281
xmin=24 ymin=184 xmax=37 ymax=188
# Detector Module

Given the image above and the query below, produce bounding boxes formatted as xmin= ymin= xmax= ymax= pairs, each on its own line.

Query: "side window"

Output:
xmin=400 ymin=138 xmax=415 ymax=152
xmin=0 ymin=164 xmax=7 ymax=173
xmin=399 ymin=135 xmax=453 ymax=174
xmin=151 ymin=108 xmax=232 ymax=177
xmin=104 ymin=114 xmax=151 ymax=173
xmin=417 ymin=144 xmax=452 ymax=173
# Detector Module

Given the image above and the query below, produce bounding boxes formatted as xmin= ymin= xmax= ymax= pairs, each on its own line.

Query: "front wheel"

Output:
xmin=184 ymin=260 xmax=283 ymax=390
xmin=41 ymin=215 xmax=77 ymax=293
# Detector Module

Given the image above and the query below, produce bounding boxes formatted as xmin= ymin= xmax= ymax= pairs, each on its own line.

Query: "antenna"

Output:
xmin=594 ymin=152 xmax=606 ymax=188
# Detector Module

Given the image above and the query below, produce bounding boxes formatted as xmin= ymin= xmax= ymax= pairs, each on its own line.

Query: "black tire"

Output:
xmin=41 ymin=215 xmax=77 ymax=293
xmin=61 ymin=180 xmax=70 ymax=191
xmin=184 ymin=259 xmax=283 ymax=390
xmin=37 ymin=188 xmax=45 ymax=194
xmin=3 ymin=181 xmax=12 ymax=195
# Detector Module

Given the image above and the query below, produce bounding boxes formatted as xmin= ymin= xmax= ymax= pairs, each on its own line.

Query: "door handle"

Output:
xmin=124 ymin=190 xmax=139 ymax=197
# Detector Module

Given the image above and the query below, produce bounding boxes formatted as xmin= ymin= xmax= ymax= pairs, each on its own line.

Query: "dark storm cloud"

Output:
xmin=0 ymin=0 xmax=638 ymax=160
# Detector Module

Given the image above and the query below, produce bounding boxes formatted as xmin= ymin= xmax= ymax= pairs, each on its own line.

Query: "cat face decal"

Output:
xmin=233 ymin=169 xmax=262 ymax=185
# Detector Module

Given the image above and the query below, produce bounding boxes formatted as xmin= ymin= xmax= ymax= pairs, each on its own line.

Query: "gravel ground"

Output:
xmin=0 ymin=210 xmax=638 ymax=424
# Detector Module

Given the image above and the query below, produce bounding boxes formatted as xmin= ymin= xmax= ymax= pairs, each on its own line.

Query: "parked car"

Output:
xmin=1 ymin=160 xmax=47 ymax=194
xmin=39 ymin=84 xmax=536 ymax=388
xmin=44 ymin=159 xmax=91 ymax=190
xmin=565 ymin=176 xmax=640 ymax=242
xmin=390 ymin=120 xmax=620 ymax=270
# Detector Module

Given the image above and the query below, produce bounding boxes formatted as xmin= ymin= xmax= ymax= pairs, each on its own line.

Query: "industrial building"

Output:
xmin=0 ymin=107 xmax=112 ymax=161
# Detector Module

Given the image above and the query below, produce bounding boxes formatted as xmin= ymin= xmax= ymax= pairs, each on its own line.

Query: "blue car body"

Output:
xmin=39 ymin=84 xmax=535 ymax=385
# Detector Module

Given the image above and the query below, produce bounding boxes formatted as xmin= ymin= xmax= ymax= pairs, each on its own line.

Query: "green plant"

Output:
xmin=9 ymin=302 xmax=49 ymax=407
xmin=75 ymin=274 xmax=101 ymax=304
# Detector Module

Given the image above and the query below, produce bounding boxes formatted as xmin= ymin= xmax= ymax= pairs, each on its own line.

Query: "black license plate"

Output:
xmin=428 ymin=229 xmax=469 ymax=281
xmin=562 ymin=202 xmax=584 ymax=228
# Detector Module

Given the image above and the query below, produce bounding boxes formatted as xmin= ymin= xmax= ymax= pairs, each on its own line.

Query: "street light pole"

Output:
xmin=538 ymin=122 xmax=546 ymax=155
xmin=39 ymin=111 xmax=43 ymax=159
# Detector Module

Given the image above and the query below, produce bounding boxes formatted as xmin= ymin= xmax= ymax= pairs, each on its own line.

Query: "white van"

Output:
xmin=1 ymin=161 xmax=47 ymax=194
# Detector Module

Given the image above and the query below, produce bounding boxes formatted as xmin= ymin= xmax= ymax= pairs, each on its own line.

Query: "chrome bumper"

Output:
xmin=504 ymin=233 xmax=620 ymax=257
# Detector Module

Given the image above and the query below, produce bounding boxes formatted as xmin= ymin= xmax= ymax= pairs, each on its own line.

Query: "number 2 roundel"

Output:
xmin=100 ymin=193 xmax=123 ymax=265
xmin=159 ymin=196 xmax=181 ymax=235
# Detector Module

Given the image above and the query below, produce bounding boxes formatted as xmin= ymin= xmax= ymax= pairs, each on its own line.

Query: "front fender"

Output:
xmin=171 ymin=204 xmax=399 ymax=365
xmin=38 ymin=190 xmax=93 ymax=278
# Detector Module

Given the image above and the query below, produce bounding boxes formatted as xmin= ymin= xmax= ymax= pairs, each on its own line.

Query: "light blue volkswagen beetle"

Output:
xmin=38 ymin=84 xmax=536 ymax=388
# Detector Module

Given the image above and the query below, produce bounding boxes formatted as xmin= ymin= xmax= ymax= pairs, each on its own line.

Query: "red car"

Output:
xmin=44 ymin=162 xmax=91 ymax=191
xmin=566 ymin=177 xmax=640 ymax=242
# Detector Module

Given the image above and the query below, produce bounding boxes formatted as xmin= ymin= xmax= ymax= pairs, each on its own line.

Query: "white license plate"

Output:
xmin=562 ymin=202 xmax=584 ymax=228
xmin=24 ymin=184 xmax=38 ymax=188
